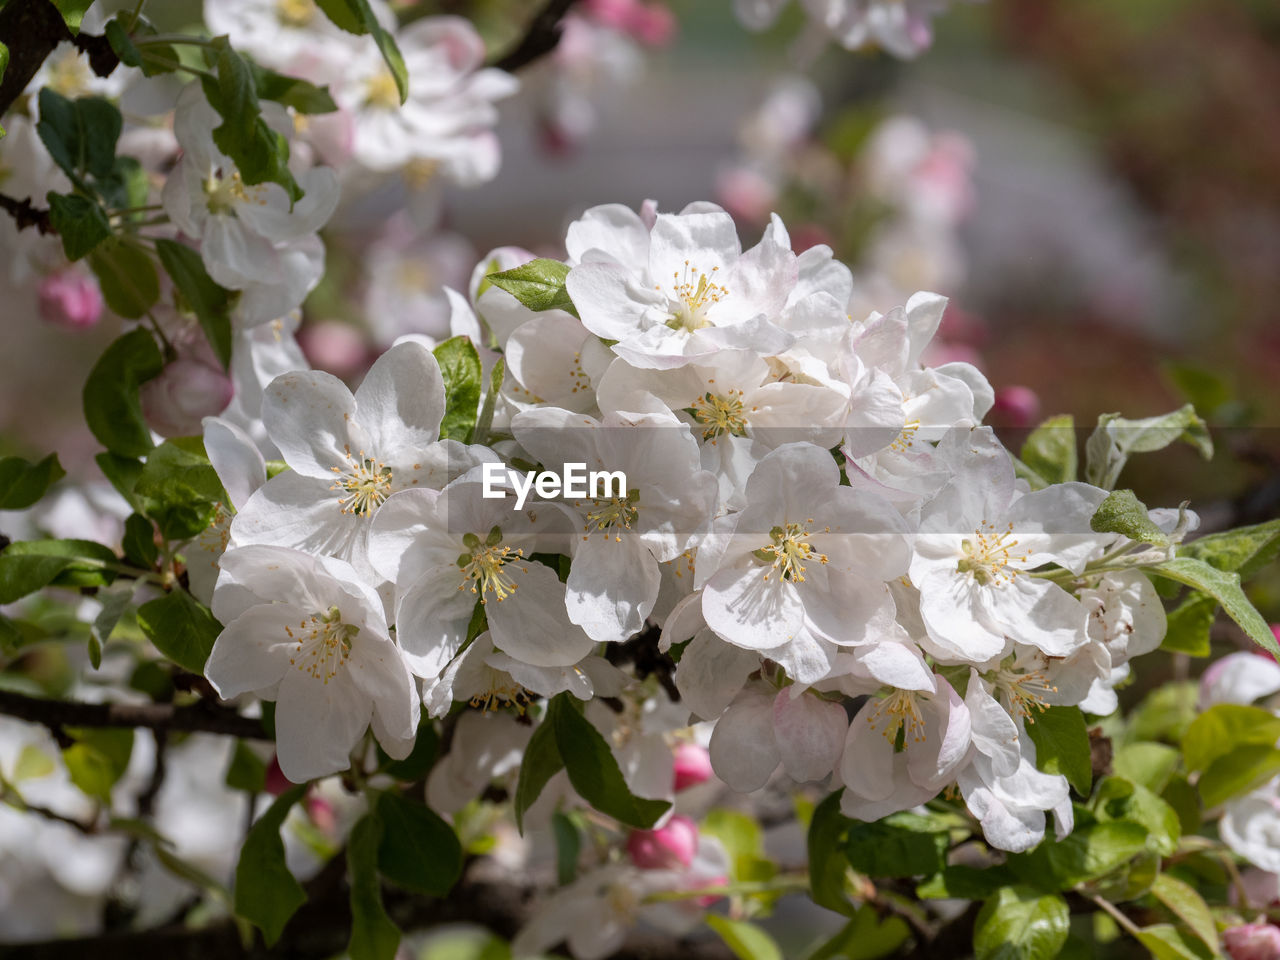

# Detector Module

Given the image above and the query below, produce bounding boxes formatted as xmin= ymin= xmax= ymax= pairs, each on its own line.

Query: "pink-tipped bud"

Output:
xmin=1225 ymin=923 xmax=1280 ymax=960
xmin=990 ymin=385 xmax=1041 ymax=428
xmin=298 ymin=321 xmax=369 ymax=381
xmin=672 ymin=742 xmax=713 ymax=792
xmin=627 ymin=814 xmax=698 ymax=870
xmin=39 ymin=269 xmax=103 ymax=330
xmin=140 ymin=357 xmax=234 ymax=438
xmin=264 ymin=755 xmax=291 ymax=796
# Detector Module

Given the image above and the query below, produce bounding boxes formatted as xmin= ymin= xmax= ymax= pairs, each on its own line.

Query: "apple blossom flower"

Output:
xmin=627 ymin=814 xmax=698 ymax=869
xmin=734 ymin=0 xmax=969 ymax=59
xmin=1225 ymin=923 xmax=1280 ymax=960
xmin=205 ymin=544 xmax=419 ymax=782
xmin=957 ymin=736 xmax=1074 ymax=853
xmin=672 ymin=742 xmax=714 ymax=791
xmin=1200 ymin=650 xmax=1280 ymax=710
xmin=37 ymin=268 xmax=102 ymax=329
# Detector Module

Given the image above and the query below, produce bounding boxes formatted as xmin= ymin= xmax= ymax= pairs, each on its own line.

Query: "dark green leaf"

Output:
xmin=1020 ymin=414 xmax=1077 ymax=486
xmin=1160 ymin=775 xmax=1201 ymax=837
xmin=1010 ymin=821 xmax=1149 ymax=891
xmin=94 ymin=155 xmax=150 ymax=212
xmin=550 ymin=693 xmax=670 ymax=829
xmin=156 ymin=239 xmax=234 ymax=369
xmin=225 ymin=739 xmax=267 ymax=793
xmin=514 ymin=702 xmax=564 ymax=833
xmin=807 ymin=790 xmax=855 ymax=916
xmin=122 ymin=513 xmax=158 ymax=569
xmin=97 ymin=452 xmax=146 ymax=508
xmin=235 ymin=785 xmax=307 ymax=945
xmin=0 ymin=453 xmax=64 ymax=509
xmin=136 ymin=590 xmax=221 ymax=675
xmin=250 ymin=62 xmax=339 ymax=113
xmin=973 ymin=887 xmax=1069 ymax=960
xmin=845 ymin=812 xmax=948 ymax=878
xmin=433 ymin=336 xmax=483 ymax=443
xmin=0 ymin=538 xmax=118 ymax=602
xmin=314 ymin=0 xmax=407 ymax=102
xmin=46 ymin=192 xmax=111 ymax=260
xmin=806 ymin=905 xmax=910 ymax=960
xmin=37 ymin=90 xmax=121 ymax=181
xmin=552 ymin=811 xmax=580 ymax=885
xmin=348 ymin=812 xmax=400 ymax=960
xmin=1026 ymin=705 xmax=1092 ymax=795
xmin=379 ymin=717 xmax=438 ymax=781
xmin=1090 ymin=489 xmax=1169 ymax=547
xmin=1155 ymin=556 xmax=1279 ymax=658
xmin=88 ymin=238 xmax=161 ymax=318
xmin=917 ymin=865 xmax=1017 ymax=900
xmin=487 ymin=258 xmax=576 ymax=314
xmin=375 ymin=791 xmax=462 ymax=896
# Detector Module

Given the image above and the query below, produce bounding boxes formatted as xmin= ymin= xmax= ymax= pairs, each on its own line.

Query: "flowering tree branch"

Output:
xmin=0 ymin=0 xmax=118 ymax=120
xmin=0 ymin=688 xmax=271 ymax=743
xmin=490 ymin=0 xmax=580 ymax=72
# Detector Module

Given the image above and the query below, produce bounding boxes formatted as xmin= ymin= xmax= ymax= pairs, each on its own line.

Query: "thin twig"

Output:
xmin=0 ymin=689 xmax=271 ymax=742
xmin=490 ymin=0 xmax=580 ymax=72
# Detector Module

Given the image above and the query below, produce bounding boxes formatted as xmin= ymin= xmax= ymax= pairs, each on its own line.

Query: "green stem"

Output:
xmin=1088 ymin=893 xmax=1142 ymax=938
xmin=133 ymin=33 xmax=217 ymax=49
xmin=643 ymin=875 xmax=808 ymax=903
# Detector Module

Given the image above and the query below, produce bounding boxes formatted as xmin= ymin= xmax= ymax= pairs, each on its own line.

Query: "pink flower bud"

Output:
xmin=990 ymin=386 xmax=1041 ymax=428
xmin=298 ymin=321 xmax=369 ymax=380
xmin=790 ymin=223 xmax=833 ymax=254
xmin=264 ymin=755 xmax=291 ymax=796
xmin=627 ymin=3 xmax=676 ymax=46
xmin=672 ymin=742 xmax=713 ymax=792
xmin=140 ymin=357 xmax=234 ymax=438
xmin=1225 ymin=923 xmax=1280 ymax=960
xmin=627 ymin=814 xmax=698 ymax=870
xmin=38 ymin=269 xmax=103 ymax=330
xmin=691 ymin=874 xmax=727 ymax=907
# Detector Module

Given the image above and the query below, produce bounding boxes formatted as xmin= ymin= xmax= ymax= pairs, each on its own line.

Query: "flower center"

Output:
xmin=405 ymin=158 xmax=440 ymax=189
xmin=584 ymin=490 xmax=640 ymax=542
xmin=691 ymin=389 xmax=748 ymax=442
xmin=331 ymin=451 xmax=393 ymax=517
xmin=890 ymin=419 xmax=921 ymax=453
xmin=469 ymin=674 xmax=531 ymax=713
xmin=276 ymin=0 xmax=315 ymax=27
xmin=660 ymin=261 xmax=727 ymax=332
xmin=203 ymin=171 xmax=265 ymax=216
xmin=868 ymin=689 xmax=927 ymax=747
xmin=287 ymin=605 xmax=358 ymax=684
xmin=47 ymin=54 xmax=92 ymax=98
xmin=457 ymin=527 xmax=525 ymax=604
xmin=753 ymin=521 xmax=827 ymax=583
xmin=957 ymin=521 xmax=1026 ymax=586
xmin=991 ymin=666 xmax=1058 ymax=719
xmin=364 ymin=70 xmax=401 ymax=110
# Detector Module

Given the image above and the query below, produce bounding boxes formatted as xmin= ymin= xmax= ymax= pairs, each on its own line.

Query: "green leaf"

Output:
xmin=1183 ymin=704 xmax=1280 ymax=773
xmin=703 ymin=807 xmax=771 ymax=883
xmin=487 ymin=258 xmax=576 ymax=314
xmin=1010 ymin=821 xmax=1149 ymax=891
xmin=514 ymin=704 xmax=564 ymax=833
xmin=94 ymin=155 xmax=150 ymax=212
xmin=552 ymin=811 xmax=581 ymax=885
xmin=52 ymin=0 xmax=96 ymax=33
xmin=1112 ymin=743 xmax=1179 ymax=793
xmin=88 ymin=238 xmax=161 ymax=319
xmin=706 ymin=916 xmax=783 ymax=960
xmin=973 ymin=887 xmax=1069 ymax=960
xmin=1084 ymin=405 xmax=1212 ymax=490
xmin=62 ymin=728 xmax=133 ymax=803
xmin=1198 ymin=744 xmax=1280 ymax=808
xmin=845 ymin=812 xmax=948 ymax=878
xmin=250 ymin=62 xmax=338 ymax=113
xmin=314 ymin=0 xmax=407 ymax=103
xmin=378 ymin=717 xmax=438 ymax=780
xmin=136 ymin=590 xmax=222 ymax=674
xmin=135 ymin=439 xmax=226 ymax=541
xmin=122 ymin=513 xmax=158 ymax=569
xmin=1160 ymin=775 xmax=1201 ymax=836
xmin=807 ymin=790 xmax=855 ymax=916
xmin=1150 ymin=874 xmax=1218 ymax=954
xmin=348 ymin=812 xmax=401 ymax=960
xmin=0 ymin=538 xmax=118 ymax=602
xmin=225 ymin=740 xmax=267 ymax=793
xmin=433 ymin=336 xmax=483 ymax=443
xmin=1135 ymin=924 xmax=1215 ymax=960
xmin=36 ymin=90 xmax=121 ymax=182
xmin=0 ymin=454 xmax=65 ymax=509
xmin=46 ymin=192 xmax=111 ymax=260
xmin=1161 ymin=593 xmax=1215 ymax=657
xmin=97 ymin=452 xmax=145 ymax=508
xmin=549 ymin=693 xmax=670 ymax=829
xmin=104 ymin=16 xmax=178 ymax=78
xmin=235 ymin=784 xmax=307 ymax=945
xmin=374 ymin=791 xmax=462 ymax=897
xmin=1026 ymin=705 xmax=1092 ymax=795
xmin=1090 ymin=490 xmax=1169 ymax=547
xmin=1179 ymin=518 xmax=1280 ymax=579
xmin=1129 ymin=682 xmax=1199 ymax=743
xmin=471 ymin=356 xmax=504 ymax=446
xmin=917 ymin=865 xmax=1017 ymax=900
xmin=1155 ymin=556 xmax=1280 ymax=658
xmin=202 ymin=37 xmax=302 ymax=202
xmin=1020 ymin=414 xmax=1077 ymax=486
xmin=807 ymin=904 xmax=910 ymax=960
xmin=1092 ymin=778 xmax=1180 ymax=857
xmin=156 ymin=239 xmax=234 ymax=369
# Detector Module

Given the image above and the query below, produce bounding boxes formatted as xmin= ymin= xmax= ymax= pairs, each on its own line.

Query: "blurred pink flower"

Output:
xmin=990 ymin=385 xmax=1041 ymax=428
xmin=1225 ymin=923 xmax=1280 ymax=960
xmin=672 ymin=742 xmax=714 ymax=792
xmin=297 ymin=321 xmax=370 ymax=380
xmin=38 ymin=268 xmax=103 ymax=330
xmin=626 ymin=814 xmax=698 ymax=870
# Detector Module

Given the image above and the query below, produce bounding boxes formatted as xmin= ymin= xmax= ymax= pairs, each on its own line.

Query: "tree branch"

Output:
xmin=0 ymin=689 xmax=271 ymax=743
xmin=0 ymin=193 xmax=54 ymax=234
xmin=0 ymin=0 xmax=119 ymax=120
xmin=489 ymin=0 xmax=580 ymax=72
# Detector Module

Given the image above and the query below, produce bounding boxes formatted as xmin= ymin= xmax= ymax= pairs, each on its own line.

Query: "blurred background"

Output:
xmin=2 ymin=0 xmax=1278 ymax=608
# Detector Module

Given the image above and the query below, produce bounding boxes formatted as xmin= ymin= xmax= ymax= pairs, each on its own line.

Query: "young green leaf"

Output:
xmin=122 ymin=513 xmax=159 ymax=569
xmin=1155 ymin=556 xmax=1280 ymax=658
xmin=706 ymin=915 xmax=783 ymax=960
xmin=348 ymin=811 xmax=401 ymax=960
xmin=83 ymin=329 xmax=163 ymax=457
xmin=52 ymin=0 xmax=96 ymax=33
xmin=1092 ymin=777 xmax=1180 ymax=856
xmin=136 ymin=590 xmax=222 ymax=675
xmin=973 ymin=887 xmax=1069 ymax=960
xmin=1161 ymin=592 xmax=1215 ymax=657
xmin=806 ymin=905 xmax=911 ymax=960
xmin=1135 ymin=924 xmax=1216 ymax=960
xmin=549 ymin=693 xmax=670 ymax=828
xmin=0 ymin=453 xmax=65 ymax=509
xmin=46 ymin=192 xmax=111 ymax=260
xmin=1025 ymin=705 xmax=1092 ymax=795
xmin=1020 ymin=414 xmax=1077 ymax=486
xmin=156 ymin=239 xmax=235 ymax=369
xmin=1197 ymin=744 xmax=1280 ymax=808
xmin=62 ymin=728 xmax=134 ymax=802
xmin=1089 ymin=490 xmax=1169 ymax=547
xmin=1179 ymin=518 xmax=1280 ymax=579
xmin=1150 ymin=873 xmax=1219 ymax=954
xmin=1084 ymin=405 xmax=1212 ymax=490
xmin=235 ymin=785 xmax=307 ymax=944
xmin=374 ymin=791 xmax=462 ymax=896
xmin=135 ymin=438 xmax=226 ymax=540
xmin=433 ymin=336 xmax=483 ymax=443
xmin=486 ymin=258 xmax=576 ymax=314
xmin=1181 ymin=704 xmax=1280 ymax=773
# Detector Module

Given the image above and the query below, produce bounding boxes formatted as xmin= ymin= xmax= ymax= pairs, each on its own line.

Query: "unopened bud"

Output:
xmin=672 ymin=741 xmax=713 ymax=792
xmin=1225 ymin=923 xmax=1280 ymax=960
xmin=140 ymin=358 xmax=234 ymax=438
xmin=626 ymin=814 xmax=698 ymax=870
xmin=39 ymin=269 xmax=103 ymax=330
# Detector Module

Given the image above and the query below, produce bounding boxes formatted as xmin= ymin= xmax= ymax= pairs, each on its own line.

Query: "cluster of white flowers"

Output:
xmin=733 ymin=0 xmax=974 ymax=58
xmin=200 ymin=199 xmax=1181 ymax=859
